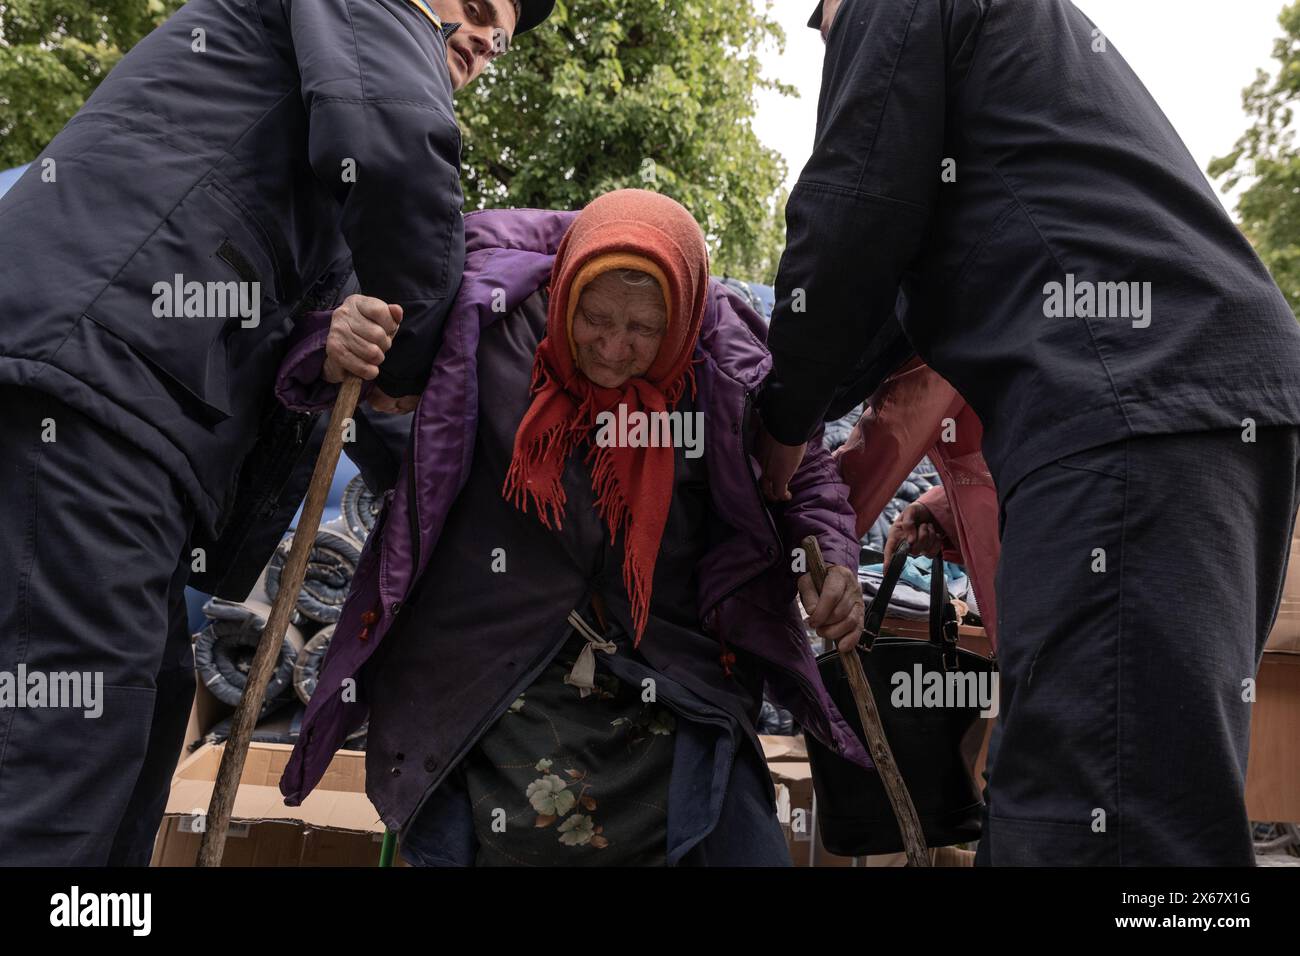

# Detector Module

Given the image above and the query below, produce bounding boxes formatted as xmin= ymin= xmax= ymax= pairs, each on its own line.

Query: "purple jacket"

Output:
xmin=277 ymin=207 xmax=871 ymax=806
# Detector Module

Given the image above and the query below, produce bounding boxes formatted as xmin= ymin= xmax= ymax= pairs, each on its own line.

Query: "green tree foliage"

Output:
xmin=0 ymin=0 xmax=184 ymax=168
xmin=0 ymin=0 xmax=792 ymax=281
xmin=459 ymin=0 xmax=793 ymax=281
xmin=1210 ymin=1 xmax=1300 ymax=316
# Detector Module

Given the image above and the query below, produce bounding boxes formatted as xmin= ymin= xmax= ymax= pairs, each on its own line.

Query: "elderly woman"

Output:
xmin=277 ymin=190 xmax=871 ymax=866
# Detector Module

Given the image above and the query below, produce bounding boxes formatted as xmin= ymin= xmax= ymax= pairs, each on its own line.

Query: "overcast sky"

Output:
xmin=753 ymin=0 xmax=1290 ymax=215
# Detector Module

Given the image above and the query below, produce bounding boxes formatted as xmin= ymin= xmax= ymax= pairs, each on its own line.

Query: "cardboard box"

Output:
xmin=152 ymin=741 xmax=394 ymax=867
xmin=759 ymin=734 xmax=808 ymax=763
xmin=1266 ymin=528 xmax=1300 ymax=655
xmin=155 ymin=665 xmax=397 ymax=867
xmin=1247 ymin=652 xmax=1300 ymax=823
xmin=176 ymin=679 xmax=230 ymax=774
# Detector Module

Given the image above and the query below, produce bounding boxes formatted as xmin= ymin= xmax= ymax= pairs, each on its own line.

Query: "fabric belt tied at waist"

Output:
xmin=563 ymin=609 xmax=618 ymax=697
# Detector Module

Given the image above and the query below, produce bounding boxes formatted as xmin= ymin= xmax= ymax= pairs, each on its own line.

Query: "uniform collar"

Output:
xmin=407 ymin=0 xmax=444 ymax=30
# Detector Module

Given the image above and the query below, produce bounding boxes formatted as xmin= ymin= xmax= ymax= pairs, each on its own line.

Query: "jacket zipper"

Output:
xmin=406 ymin=423 xmax=421 ymax=577
xmin=742 ymin=390 xmax=784 ymax=545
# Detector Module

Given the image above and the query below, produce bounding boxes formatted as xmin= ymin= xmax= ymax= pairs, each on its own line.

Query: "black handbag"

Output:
xmin=805 ymin=543 xmax=998 ymax=856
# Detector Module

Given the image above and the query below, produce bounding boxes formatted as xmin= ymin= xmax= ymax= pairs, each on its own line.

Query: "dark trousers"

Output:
xmin=0 ymin=386 xmax=196 ymax=865
xmin=977 ymin=426 xmax=1300 ymax=865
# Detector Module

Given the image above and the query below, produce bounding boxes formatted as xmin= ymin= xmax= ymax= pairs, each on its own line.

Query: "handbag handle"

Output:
xmin=929 ymin=551 xmax=961 ymax=670
xmin=860 ymin=540 xmax=912 ymax=651
xmin=860 ymin=540 xmax=959 ymax=668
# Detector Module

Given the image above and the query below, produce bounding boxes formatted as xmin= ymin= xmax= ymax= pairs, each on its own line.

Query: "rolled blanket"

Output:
xmin=194 ymin=596 xmax=306 ymax=716
xmin=265 ymin=517 xmax=363 ymax=625
xmin=857 ymin=567 xmax=930 ymax=619
xmin=858 ymin=556 xmax=971 ymax=621
xmin=204 ymin=701 xmax=304 ymax=747
xmin=288 ymin=623 xmax=368 ymax=750
xmin=757 ymin=699 xmax=796 ymax=735
xmin=823 ymin=403 xmax=864 ymax=453
xmin=340 ymin=474 xmax=382 ymax=542
xmin=203 ymin=698 xmax=366 ymax=751
xmin=292 ymin=624 xmax=335 ymax=705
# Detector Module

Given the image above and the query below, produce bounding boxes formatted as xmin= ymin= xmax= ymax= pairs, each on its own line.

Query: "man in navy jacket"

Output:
xmin=0 ymin=0 xmax=553 ymax=865
xmin=759 ymin=0 xmax=1300 ymax=864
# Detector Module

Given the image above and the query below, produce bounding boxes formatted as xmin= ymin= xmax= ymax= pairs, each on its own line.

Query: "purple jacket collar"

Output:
xmin=277 ymin=208 xmax=869 ymax=805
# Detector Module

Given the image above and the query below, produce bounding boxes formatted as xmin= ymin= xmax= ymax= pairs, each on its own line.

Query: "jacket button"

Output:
xmin=395 ymin=752 xmax=405 ymax=761
xmin=424 ymin=756 xmax=438 ymax=773
xmin=391 ymin=767 xmax=401 ymax=777
xmin=391 ymin=601 xmax=403 ymax=616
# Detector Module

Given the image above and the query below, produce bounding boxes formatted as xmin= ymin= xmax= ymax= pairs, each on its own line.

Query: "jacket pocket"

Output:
xmin=84 ymin=180 xmax=281 ymax=422
xmin=1053 ymin=443 xmax=1127 ymax=482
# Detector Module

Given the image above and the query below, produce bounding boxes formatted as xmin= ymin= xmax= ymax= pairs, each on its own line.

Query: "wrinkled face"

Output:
xmin=430 ymin=0 xmax=519 ymax=91
xmin=571 ymin=270 xmax=668 ymax=389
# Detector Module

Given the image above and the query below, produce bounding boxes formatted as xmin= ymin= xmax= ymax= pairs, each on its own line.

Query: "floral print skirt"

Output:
xmin=460 ymin=633 xmax=678 ymax=866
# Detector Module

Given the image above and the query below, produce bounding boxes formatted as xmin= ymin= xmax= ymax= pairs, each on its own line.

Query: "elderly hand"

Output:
xmin=797 ymin=564 xmax=865 ymax=651
xmin=883 ymin=501 xmax=945 ymax=568
xmin=755 ymin=421 xmax=806 ymax=503
xmin=322 ymin=294 xmax=418 ymax=414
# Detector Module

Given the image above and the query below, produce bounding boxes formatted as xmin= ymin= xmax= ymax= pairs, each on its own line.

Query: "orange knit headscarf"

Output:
xmin=502 ymin=190 xmax=710 ymax=645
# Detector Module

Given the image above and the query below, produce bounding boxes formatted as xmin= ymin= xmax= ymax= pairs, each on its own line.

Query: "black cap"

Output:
xmin=516 ymin=0 xmax=556 ymax=35
xmin=807 ymin=1 xmax=824 ymax=30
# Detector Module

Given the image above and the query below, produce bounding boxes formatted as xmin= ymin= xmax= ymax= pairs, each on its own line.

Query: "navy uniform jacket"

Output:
xmin=762 ymin=0 xmax=1300 ymax=499
xmin=0 ymin=0 xmax=466 ymax=595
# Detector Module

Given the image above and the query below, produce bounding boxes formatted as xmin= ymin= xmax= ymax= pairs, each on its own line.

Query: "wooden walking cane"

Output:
xmin=802 ymin=535 xmax=930 ymax=867
xmin=197 ymin=375 xmax=364 ymax=867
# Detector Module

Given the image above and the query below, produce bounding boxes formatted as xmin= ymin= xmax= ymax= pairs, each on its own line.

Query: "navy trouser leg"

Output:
xmin=398 ymin=766 xmax=478 ymax=867
xmin=106 ymin=574 xmax=197 ymax=866
xmin=677 ymin=742 xmax=792 ymax=867
xmin=0 ymin=387 xmax=195 ymax=865
xmin=983 ymin=427 xmax=1300 ymax=866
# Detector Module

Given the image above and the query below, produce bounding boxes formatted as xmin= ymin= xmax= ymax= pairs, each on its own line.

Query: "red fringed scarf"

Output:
xmin=502 ymin=190 xmax=710 ymax=645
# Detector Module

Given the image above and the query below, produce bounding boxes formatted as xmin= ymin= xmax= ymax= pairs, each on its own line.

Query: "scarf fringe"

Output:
xmin=502 ymin=430 xmax=569 ymax=530
xmin=587 ymin=441 xmax=653 ymax=646
xmin=502 ymin=356 xmax=580 ymax=531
